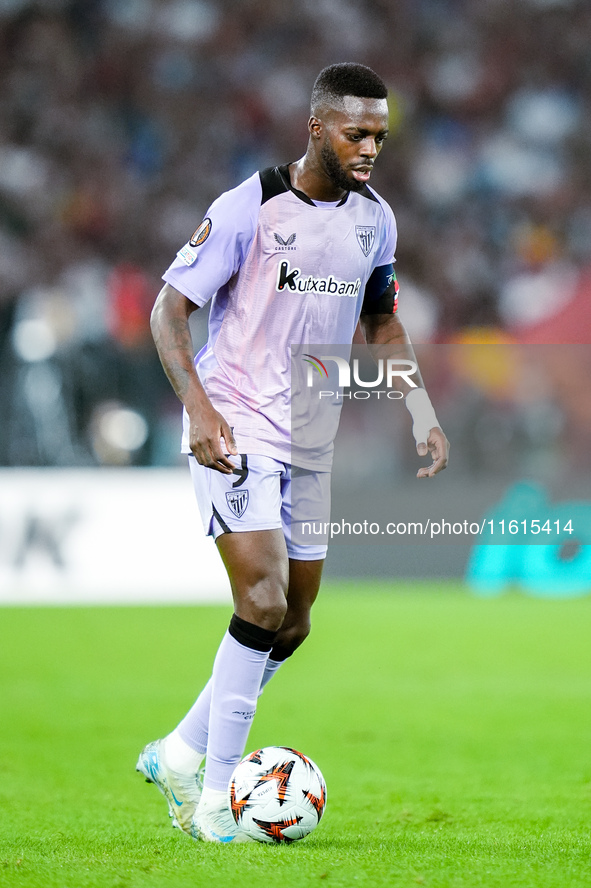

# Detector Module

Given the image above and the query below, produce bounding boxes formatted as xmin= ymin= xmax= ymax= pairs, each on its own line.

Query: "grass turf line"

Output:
xmin=1 ymin=582 xmax=591 ymax=887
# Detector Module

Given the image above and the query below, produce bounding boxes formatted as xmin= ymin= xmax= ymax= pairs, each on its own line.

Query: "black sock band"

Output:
xmin=269 ymin=643 xmax=293 ymax=662
xmin=229 ymin=614 xmax=276 ymax=653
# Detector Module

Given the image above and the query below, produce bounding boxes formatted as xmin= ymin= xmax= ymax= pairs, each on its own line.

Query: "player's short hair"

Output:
xmin=311 ymin=63 xmax=388 ymax=115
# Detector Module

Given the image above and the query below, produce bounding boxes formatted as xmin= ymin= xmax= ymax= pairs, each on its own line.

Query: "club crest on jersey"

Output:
xmin=226 ymin=489 xmax=249 ymax=518
xmin=189 ymin=217 xmax=212 ymax=247
xmin=356 ymin=225 xmax=376 ymax=257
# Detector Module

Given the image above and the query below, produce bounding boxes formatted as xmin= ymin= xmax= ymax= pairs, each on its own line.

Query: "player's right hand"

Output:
xmin=189 ymin=408 xmax=238 ymax=473
xmin=416 ymin=426 xmax=449 ymax=479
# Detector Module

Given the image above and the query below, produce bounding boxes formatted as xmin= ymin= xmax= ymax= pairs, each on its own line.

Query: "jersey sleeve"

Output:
xmin=372 ymin=191 xmax=398 ymax=269
xmin=361 ymin=192 xmax=399 ymax=314
xmin=162 ymin=172 xmax=261 ymax=307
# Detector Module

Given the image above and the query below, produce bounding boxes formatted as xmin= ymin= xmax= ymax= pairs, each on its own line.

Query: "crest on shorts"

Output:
xmin=355 ymin=225 xmax=376 ymax=257
xmin=226 ymin=489 xmax=249 ymax=518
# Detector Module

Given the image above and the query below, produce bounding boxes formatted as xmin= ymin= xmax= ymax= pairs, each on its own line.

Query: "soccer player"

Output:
xmin=137 ymin=63 xmax=449 ymax=843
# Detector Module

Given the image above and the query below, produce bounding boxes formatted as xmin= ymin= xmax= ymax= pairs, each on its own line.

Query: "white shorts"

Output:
xmin=188 ymin=454 xmax=330 ymax=560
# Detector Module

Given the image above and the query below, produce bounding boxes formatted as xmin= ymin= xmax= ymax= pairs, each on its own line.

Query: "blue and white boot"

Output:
xmin=136 ymin=739 xmax=204 ymax=834
xmin=191 ymin=788 xmax=253 ymax=843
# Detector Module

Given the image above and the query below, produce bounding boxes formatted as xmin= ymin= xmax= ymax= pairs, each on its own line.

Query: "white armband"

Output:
xmin=405 ymin=388 xmax=440 ymax=445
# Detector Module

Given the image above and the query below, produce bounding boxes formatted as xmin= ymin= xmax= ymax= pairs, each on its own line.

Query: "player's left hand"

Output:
xmin=416 ymin=427 xmax=449 ymax=479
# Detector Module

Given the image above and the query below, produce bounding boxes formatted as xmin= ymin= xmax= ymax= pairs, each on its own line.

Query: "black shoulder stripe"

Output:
xmin=359 ymin=185 xmax=379 ymax=203
xmin=260 ymin=166 xmax=290 ymax=205
xmin=277 ymin=163 xmax=316 ymax=206
xmin=261 ymin=163 xmax=375 ymax=206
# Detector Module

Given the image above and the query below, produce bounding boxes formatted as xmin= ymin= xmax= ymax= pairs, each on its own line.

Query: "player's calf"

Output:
xmin=271 ymin=619 xmax=311 ymax=659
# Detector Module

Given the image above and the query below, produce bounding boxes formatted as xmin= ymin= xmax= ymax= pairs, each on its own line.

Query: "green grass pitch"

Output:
xmin=1 ymin=582 xmax=591 ymax=888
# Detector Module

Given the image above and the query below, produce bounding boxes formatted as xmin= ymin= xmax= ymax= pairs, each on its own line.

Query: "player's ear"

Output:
xmin=309 ymin=116 xmax=322 ymax=139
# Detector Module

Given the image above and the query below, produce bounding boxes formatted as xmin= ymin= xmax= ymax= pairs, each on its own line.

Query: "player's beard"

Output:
xmin=320 ymin=140 xmax=365 ymax=193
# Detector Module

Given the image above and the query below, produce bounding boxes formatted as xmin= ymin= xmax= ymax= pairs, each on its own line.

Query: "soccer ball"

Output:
xmin=228 ymin=746 xmax=327 ymax=844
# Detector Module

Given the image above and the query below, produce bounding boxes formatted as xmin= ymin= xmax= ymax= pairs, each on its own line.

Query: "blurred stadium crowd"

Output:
xmin=1 ymin=0 xmax=591 ymax=467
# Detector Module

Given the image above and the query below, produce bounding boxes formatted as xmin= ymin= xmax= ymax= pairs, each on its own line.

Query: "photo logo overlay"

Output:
xmin=303 ymin=354 xmax=418 ymax=392
xmin=303 ymin=354 xmax=329 ymax=379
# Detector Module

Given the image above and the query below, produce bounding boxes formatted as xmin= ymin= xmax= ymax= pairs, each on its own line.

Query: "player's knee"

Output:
xmin=252 ymin=598 xmax=288 ymax=632
xmin=239 ymin=584 xmax=288 ymax=632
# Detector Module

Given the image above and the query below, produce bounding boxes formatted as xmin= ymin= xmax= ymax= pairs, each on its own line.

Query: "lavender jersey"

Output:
xmin=163 ymin=164 xmax=397 ymax=469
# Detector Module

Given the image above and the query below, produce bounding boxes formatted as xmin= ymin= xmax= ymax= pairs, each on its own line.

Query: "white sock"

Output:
xmin=174 ymin=655 xmax=284 ymax=760
xmin=176 ymin=681 xmax=212 ymax=756
xmin=204 ymin=630 xmax=271 ymax=792
xmin=163 ymin=729 xmax=205 ymax=774
xmin=258 ymin=657 xmax=284 ymax=696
